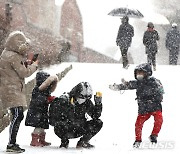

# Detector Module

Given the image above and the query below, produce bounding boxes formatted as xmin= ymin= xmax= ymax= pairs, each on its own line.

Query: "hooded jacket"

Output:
xmin=49 ymin=82 xmax=102 ymax=127
xmin=118 ymin=63 xmax=163 ymax=114
xmin=25 ymin=71 xmax=58 ymax=129
xmin=0 ymin=31 xmax=38 ymax=109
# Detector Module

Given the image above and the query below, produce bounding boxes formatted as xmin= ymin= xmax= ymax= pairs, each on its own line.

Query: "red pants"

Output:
xmin=135 ymin=111 xmax=163 ymax=141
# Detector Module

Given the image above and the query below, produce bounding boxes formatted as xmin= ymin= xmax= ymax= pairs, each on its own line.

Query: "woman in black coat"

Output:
xmin=25 ymin=71 xmax=58 ymax=147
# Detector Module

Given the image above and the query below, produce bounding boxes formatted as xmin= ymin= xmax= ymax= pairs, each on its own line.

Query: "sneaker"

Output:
xmin=60 ymin=139 xmax=69 ymax=149
xmin=133 ymin=140 xmax=142 ymax=148
xmin=149 ymin=135 xmax=157 ymax=143
xmin=6 ymin=144 xmax=25 ymax=153
xmin=76 ymin=140 xmax=94 ymax=149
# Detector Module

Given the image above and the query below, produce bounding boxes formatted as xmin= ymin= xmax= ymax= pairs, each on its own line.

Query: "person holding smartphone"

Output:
xmin=0 ymin=31 xmax=38 ymax=153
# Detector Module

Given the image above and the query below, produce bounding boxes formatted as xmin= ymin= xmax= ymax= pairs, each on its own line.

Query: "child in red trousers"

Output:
xmin=109 ymin=63 xmax=164 ymax=148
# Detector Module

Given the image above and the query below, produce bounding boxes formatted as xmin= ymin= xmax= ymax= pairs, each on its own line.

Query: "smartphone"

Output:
xmin=32 ymin=53 xmax=39 ymax=62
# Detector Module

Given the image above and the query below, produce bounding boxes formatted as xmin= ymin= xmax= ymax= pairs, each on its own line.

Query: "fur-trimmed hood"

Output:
xmin=4 ymin=31 xmax=31 ymax=55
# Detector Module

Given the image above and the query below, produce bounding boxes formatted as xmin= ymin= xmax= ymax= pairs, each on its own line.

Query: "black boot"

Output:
xmin=60 ymin=139 xmax=69 ymax=148
xmin=149 ymin=135 xmax=157 ymax=143
xmin=76 ymin=140 xmax=94 ymax=149
xmin=133 ymin=140 xmax=142 ymax=148
xmin=6 ymin=144 xmax=25 ymax=153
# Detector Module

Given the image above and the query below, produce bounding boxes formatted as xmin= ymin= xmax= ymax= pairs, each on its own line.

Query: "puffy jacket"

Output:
xmin=25 ymin=71 xmax=58 ymax=129
xmin=49 ymin=93 xmax=102 ymax=127
xmin=118 ymin=63 xmax=163 ymax=114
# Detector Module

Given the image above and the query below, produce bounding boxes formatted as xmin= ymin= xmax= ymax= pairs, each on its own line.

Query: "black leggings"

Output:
xmin=54 ymin=119 xmax=103 ymax=142
xmin=9 ymin=106 xmax=24 ymax=145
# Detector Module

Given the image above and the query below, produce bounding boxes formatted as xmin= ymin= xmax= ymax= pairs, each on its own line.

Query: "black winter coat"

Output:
xmin=49 ymin=94 xmax=102 ymax=128
xmin=25 ymin=86 xmax=50 ymax=129
xmin=166 ymin=28 xmax=180 ymax=50
xmin=119 ymin=77 xmax=163 ymax=114
xmin=143 ymin=29 xmax=159 ymax=54
xmin=116 ymin=23 xmax=134 ymax=49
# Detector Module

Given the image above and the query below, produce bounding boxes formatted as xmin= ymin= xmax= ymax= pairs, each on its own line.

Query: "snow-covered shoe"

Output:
xmin=30 ymin=133 xmax=44 ymax=147
xmin=39 ymin=132 xmax=51 ymax=146
xmin=60 ymin=139 xmax=69 ymax=148
xmin=6 ymin=144 xmax=25 ymax=153
xmin=133 ymin=140 xmax=142 ymax=148
xmin=76 ymin=140 xmax=94 ymax=149
xmin=149 ymin=135 xmax=157 ymax=143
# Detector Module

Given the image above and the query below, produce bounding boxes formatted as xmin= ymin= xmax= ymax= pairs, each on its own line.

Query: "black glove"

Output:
xmin=94 ymin=92 xmax=102 ymax=105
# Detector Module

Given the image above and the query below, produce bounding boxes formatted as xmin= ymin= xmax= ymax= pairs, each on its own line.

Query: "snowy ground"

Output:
xmin=0 ymin=62 xmax=180 ymax=154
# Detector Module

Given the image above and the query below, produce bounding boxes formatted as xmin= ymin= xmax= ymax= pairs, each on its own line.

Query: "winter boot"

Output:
xmin=6 ymin=144 xmax=25 ymax=153
xmin=149 ymin=135 xmax=157 ymax=144
xmin=76 ymin=140 xmax=94 ymax=149
xmin=39 ymin=132 xmax=51 ymax=146
xmin=60 ymin=139 xmax=69 ymax=148
xmin=133 ymin=140 xmax=142 ymax=148
xmin=30 ymin=133 xmax=44 ymax=147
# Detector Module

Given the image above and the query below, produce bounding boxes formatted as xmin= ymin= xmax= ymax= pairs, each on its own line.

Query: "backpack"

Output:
xmin=153 ymin=77 xmax=165 ymax=95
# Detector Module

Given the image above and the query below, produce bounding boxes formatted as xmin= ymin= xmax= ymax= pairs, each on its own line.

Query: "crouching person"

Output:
xmin=25 ymin=71 xmax=58 ymax=147
xmin=49 ymin=82 xmax=103 ymax=149
xmin=109 ymin=63 xmax=164 ymax=148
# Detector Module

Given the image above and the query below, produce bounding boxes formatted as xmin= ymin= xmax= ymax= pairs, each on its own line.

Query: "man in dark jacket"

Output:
xmin=165 ymin=23 xmax=180 ymax=65
xmin=49 ymin=82 xmax=103 ymax=149
xmin=116 ymin=16 xmax=134 ymax=68
xmin=109 ymin=63 xmax=164 ymax=148
xmin=143 ymin=22 xmax=160 ymax=71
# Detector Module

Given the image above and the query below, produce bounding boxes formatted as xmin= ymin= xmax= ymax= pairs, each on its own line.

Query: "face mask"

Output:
xmin=77 ymin=98 xmax=86 ymax=105
xmin=136 ymin=74 xmax=144 ymax=80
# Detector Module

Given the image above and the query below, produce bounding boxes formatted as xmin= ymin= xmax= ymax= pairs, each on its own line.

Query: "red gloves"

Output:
xmin=47 ymin=96 xmax=56 ymax=103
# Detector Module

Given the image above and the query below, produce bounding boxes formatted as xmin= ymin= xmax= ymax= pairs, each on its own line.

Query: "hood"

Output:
xmin=69 ymin=82 xmax=93 ymax=99
xmin=4 ymin=31 xmax=31 ymax=55
xmin=134 ymin=63 xmax=152 ymax=79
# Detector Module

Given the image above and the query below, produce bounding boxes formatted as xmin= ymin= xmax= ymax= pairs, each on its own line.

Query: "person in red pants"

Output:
xmin=109 ymin=63 xmax=164 ymax=148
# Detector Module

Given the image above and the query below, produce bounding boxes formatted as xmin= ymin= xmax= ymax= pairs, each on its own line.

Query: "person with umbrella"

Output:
xmin=165 ymin=23 xmax=180 ymax=65
xmin=143 ymin=22 xmax=160 ymax=71
xmin=116 ymin=16 xmax=134 ymax=69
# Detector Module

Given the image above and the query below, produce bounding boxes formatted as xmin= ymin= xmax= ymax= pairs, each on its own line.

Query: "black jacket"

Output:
xmin=166 ymin=28 xmax=180 ymax=50
xmin=25 ymin=71 xmax=57 ymax=129
xmin=49 ymin=93 xmax=102 ymax=127
xmin=25 ymin=86 xmax=50 ymax=129
xmin=118 ymin=63 xmax=163 ymax=114
xmin=143 ymin=29 xmax=159 ymax=54
xmin=116 ymin=23 xmax=134 ymax=49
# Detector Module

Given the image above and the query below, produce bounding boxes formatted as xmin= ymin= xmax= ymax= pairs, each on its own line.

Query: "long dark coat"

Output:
xmin=143 ymin=29 xmax=159 ymax=54
xmin=116 ymin=23 xmax=134 ymax=49
xmin=25 ymin=72 xmax=58 ymax=129
xmin=166 ymin=27 xmax=180 ymax=50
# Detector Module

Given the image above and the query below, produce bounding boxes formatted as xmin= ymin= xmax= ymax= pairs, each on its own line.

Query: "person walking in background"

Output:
xmin=143 ymin=22 xmax=160 ymax=71
xmin=165 ymin=23 xmax=180 ymax=65
xmin=116 ymin=16 xmax=134 ymax=69
xmin=109 ymin=63 xmax=164 ymax=148
xmin=0 ymin=31 xmax=38 ymax=153
xmin=49 ymin=82 xmax=103 ymax=149
xmin=25 ymin=71 xmax=58 ymax=147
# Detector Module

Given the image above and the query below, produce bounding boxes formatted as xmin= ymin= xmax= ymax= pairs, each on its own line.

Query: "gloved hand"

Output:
xmin=109 ymin=83 xmax=120 ymax=91
xmin=94 ymin=92 xmax=102 ymax=105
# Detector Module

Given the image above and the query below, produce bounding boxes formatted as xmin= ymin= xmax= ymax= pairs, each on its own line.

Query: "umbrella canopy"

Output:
xmin=108 ymin=7 xmax=144 ymax=18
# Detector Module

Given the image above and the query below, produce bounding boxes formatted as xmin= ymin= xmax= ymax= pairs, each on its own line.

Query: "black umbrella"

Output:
xmin=108 ymin=7 xmax=144 ymax=18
